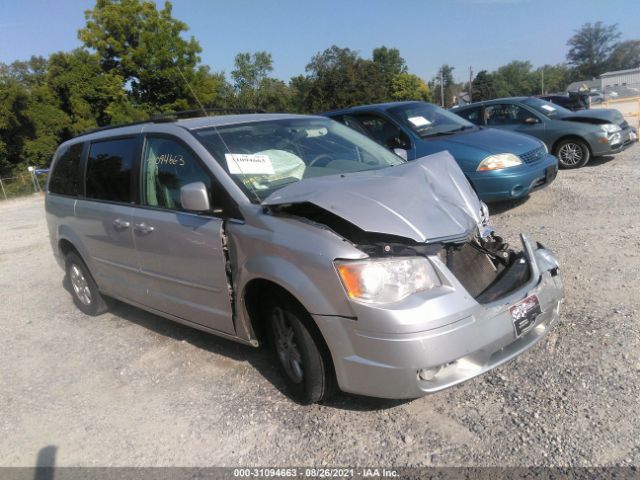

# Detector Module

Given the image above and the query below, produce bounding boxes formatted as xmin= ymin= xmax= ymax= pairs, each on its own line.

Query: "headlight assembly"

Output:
xmin=477 ymin=153 xmax=523 ymax=171
xmin=600 ymin=123 xmax=621 ymax=134
xmin=335 ymin=257 xmax=441 ymax=304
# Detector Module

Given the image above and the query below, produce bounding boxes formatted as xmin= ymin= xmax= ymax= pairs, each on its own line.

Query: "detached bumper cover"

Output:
xmin=315 ymin=234 xmax=564 ymax=399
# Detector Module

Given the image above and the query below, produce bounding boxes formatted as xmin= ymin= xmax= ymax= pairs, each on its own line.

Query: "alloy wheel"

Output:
xmin=70 ymin=264 xmax=92 ymax=306
xmin=271 ymin=306 xmax=304 ymax=383
xmin=558 ymin=142 xmax=584 ymax=166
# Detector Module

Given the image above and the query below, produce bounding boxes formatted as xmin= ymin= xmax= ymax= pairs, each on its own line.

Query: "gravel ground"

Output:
xmin=0 ymin=145 xmax=639 ymax=468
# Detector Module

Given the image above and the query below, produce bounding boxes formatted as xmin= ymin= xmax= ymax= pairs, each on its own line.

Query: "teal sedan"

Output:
xmin=324 ymin=101 xmax=558 ymax=203
xmin=451 ymin=97 xmax=636 ymax=168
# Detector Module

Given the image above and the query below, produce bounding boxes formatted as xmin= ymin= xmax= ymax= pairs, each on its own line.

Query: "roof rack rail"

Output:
xmin=77 ymin=107 xmax=267 ymax=137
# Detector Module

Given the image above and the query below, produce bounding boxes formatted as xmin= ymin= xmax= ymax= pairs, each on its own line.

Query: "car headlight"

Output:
xmin=335 ymin=257 xmax=441 ymax=304
xmin=600 ymin=123 xmax=621 ymax=134
xmin=542 ymin=142 xmax=548 ymax=153
xmin=477 ymin=153 xmax=523 ymax=171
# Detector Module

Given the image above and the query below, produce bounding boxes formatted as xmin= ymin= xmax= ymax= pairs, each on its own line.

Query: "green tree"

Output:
xmin=22 ymin=84 xmax=70 ymax=167
xmin=390 ymin=73 xmax=431 ymax=102
xmin=606 ymin=40 xmax=640 ymax=72
xmin=231 ymin=51 xmax=274 ymax=109
xmin=231 ymin=52 xmax=273 ymax=92
xmin=0 ymin=56 xmax=48 ymax=88
xmin=289 ymin=74 xmax=313 ymax=113
xmin=0 ymin=79 xmax=30 ymax=175
xmin=78 ymin=0 xmax=209 ymax=111
xmin=256 ymin=78 xmax=292 ymax=112
xmin=372 ymin=46 xmax=407 ymax=97
xmin=566 ymin=21 xmax=621 ymax=78
xmin=471 ymin=70 xmax=497 ymax=101
xmin=535 ymin=64 xmax=571 ymax=94
xmin=302 ymin=46 xmax=387 ymax=112
xmin=494 ymin=61 xmax=536 ymax=96
xmin=47 ymin=49 xmax=138 ymax=134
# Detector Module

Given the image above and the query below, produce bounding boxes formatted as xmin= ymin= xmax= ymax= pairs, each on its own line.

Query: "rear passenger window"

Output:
xmin=49 ymin=143 xmax=83 ymax=196
xmin=86 ymin=138 xmax=137 ymax=203
xmin=141 ymin=137 xmax=214 ymax=211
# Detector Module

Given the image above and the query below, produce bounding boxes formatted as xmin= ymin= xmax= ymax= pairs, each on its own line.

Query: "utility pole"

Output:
xmin=469 ymin=66 xmax=473 ymax=103
xmin=541 ymin=68 xmax=544 ymax=95
xmin=440 ymin=70 xmax=444 ymax=107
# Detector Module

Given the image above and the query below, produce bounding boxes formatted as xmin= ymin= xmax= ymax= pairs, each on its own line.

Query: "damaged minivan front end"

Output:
xmin=261 ymin=151 xmax=563 ymax=399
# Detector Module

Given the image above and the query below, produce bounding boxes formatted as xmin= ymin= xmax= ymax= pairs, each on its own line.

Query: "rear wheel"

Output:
xmin=554 ymin=138 xmax=590 ymax=168
xmin=263 ymin=291 xmax=336 ymax=404
xmin=65 ymin=252 xmax=110 ymax=316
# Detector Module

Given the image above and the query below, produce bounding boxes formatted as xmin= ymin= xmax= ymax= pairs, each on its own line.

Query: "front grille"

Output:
xmin=519 ymin=146 xmax=546 ymax=164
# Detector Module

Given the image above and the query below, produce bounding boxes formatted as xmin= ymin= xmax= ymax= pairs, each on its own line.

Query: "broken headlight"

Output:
xmin=600 ymin=123 xmax=621 ymax=134
xmin=335 ymin=257 xmax=441 ymax=304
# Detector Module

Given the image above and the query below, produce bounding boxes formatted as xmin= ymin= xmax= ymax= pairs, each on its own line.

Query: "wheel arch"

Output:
xmin=242 ymin=278 xmax=328 ymax=346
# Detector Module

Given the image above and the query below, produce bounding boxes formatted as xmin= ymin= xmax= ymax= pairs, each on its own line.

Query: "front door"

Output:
xmin=132 ymin=135 xmax=234 ymax=335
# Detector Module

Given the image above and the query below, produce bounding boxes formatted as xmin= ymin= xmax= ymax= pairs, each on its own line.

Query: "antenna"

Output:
xmin=177 ymin=65 xmax=208 ymax=117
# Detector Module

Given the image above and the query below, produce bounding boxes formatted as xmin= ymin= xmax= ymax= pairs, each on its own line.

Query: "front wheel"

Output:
xmin=264 ymin=291 xmax=336 ymax=404
xmin=554 ymin=139 xmax=590 ymax=169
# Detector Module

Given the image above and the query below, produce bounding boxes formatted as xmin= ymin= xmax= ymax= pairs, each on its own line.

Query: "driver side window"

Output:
xmin=353 ymin=114 xmax=410 ymax=150
xmin=142 ymin=136 xmax=215 ymax=211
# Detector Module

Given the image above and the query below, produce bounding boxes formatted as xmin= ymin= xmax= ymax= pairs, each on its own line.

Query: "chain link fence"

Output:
xmin=0 ymin=171 xmax=47 ymax=201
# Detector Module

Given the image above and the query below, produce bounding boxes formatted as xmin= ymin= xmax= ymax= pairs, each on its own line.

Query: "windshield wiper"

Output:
xmin=423 ymin=126 xmax=473 ymax=138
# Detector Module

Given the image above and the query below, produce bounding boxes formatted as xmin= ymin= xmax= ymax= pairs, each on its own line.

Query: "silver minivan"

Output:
xmin=45 ymin=113 xmax=564 ymax=404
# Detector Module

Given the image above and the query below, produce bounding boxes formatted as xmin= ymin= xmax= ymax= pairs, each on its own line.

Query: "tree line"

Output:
xmin=1 ymin=0 xmax=638 ymax=176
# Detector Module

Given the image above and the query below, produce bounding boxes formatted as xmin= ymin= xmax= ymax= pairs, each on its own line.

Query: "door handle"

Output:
xmin=112 ymin=218 xmax=130 ymax=229
xmin=134 ymin=222 xmax=155 ymax=234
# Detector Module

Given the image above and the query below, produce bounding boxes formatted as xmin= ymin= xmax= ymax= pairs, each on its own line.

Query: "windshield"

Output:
xmin=193 ymin=117 xmax=405 ymax=202
xmin=522 ymin=97 xmax=572 ymax=118
xmin=387 ymin=102 xmax=475 ymax=138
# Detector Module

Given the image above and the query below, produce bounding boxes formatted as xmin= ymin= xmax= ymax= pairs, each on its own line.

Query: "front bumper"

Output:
xmin=315 ymin=235 xmax=564 ymax=399
xmin=591 ymin=127 xmax=637 ymax=156
xmin=466 ymin=153 xmax=558 ymax=202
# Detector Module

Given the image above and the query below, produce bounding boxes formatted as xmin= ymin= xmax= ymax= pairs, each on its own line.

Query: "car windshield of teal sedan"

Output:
xmin=522 ymin=98 xmax=573 ymax=118
xmin=388 ymin=103 xmax=475 ymax=138
xmin=193 ymin=118 xmax=405 ymax=202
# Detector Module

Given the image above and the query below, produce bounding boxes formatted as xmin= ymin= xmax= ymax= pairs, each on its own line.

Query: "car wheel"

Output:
xmin=65 ymin=252 xmax=110 ymax=316
xmin=554 ymin=139 xmax=590 ymax=168
xmin=264 ymin=291 xmax=336 ymax=404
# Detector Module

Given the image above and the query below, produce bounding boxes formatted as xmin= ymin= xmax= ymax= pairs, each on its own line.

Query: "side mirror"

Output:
xmin=180 ymin=181 xmax=210 ymax=212
xmin=523 ymin=117 xmax=539 ymax=125
xmin=386 ymin=135 xmax=409 ymax=150
xmin=392 ymin=148 xmax=408 ymax=160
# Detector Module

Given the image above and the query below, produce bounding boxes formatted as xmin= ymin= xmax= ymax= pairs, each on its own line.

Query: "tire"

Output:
xmin=65 ymin=252 xmax=110 ymax=316
xmin=263 ymin=290 xmax=336 ymax=404
xmin=554 ymin=138 xmax=590 ymax=169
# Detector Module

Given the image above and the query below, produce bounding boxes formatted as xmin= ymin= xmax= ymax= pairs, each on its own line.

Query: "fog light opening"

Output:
xmin=510 ymin=185 xmax=525 ymax=197
xmin=418 ymin=365 xmax=443 ymax=382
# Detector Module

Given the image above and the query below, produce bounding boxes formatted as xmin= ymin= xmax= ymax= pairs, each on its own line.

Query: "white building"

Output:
xmin=600 ymin=67 xmax=640 ymax=88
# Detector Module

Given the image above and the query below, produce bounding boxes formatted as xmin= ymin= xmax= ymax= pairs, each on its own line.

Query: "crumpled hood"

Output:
xmin=558 ymin=108 xmax=626 ymax=127
xmin=262 ymin=151 xmax=481 ymax=243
